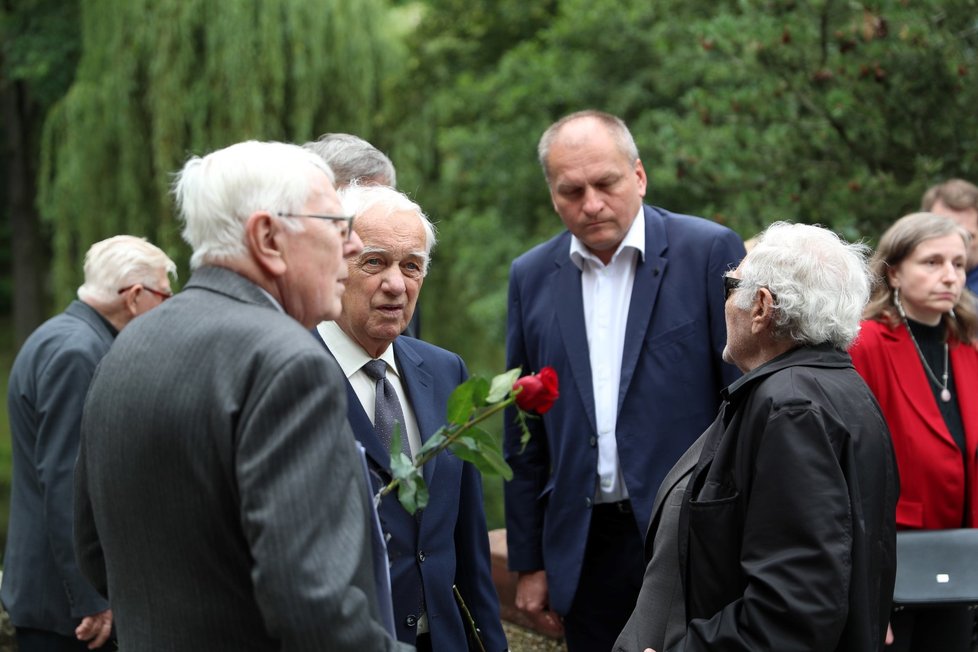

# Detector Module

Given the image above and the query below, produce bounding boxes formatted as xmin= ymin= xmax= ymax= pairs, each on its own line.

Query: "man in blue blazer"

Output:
xmin=4 ymin=235 xmax=175 ymax=651
xmin=503 ymin=110 xmax=745 ymax=651
xmin=314 ymin=185 xmax=506 ymax=652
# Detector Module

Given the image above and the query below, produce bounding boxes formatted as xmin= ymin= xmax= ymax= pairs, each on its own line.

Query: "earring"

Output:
xmin=893 ymin=287 xmax=907 ymax=320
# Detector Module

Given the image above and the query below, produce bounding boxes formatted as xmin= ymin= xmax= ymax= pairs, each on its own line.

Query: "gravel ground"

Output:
xmin=503 ymin=621 xmax=566 ymax=652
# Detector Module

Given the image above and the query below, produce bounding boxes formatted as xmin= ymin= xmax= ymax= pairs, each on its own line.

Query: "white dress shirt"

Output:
xmin=569 ymin=208 xmax=645 ymax=503
xmin=316 ymin=321 xmax=422 ymax=459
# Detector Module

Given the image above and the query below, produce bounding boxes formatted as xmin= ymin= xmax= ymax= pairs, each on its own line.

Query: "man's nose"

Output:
xmin=582 ymin=186 xmax=603 ymax=215
xmin=381 ymin=267 xmax=407 ymax=294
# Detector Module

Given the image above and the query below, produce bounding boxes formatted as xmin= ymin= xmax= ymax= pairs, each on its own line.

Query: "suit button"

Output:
xmin=589 ymin=436 xmax=597 ymax=447
xmin=418 ymin=550 xmax=426 ymax=562
xmin=584 ymin=497 xmax=592 ymax=509
xmin=405 ymin=614 xmax=417 ymax=628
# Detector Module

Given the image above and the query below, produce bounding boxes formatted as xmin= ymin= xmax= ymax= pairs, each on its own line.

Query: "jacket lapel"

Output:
xmin=619 ymin=207 xmax=667 ymax=414
xmin=555 ymin=254 xmax=598 ymax=434
xmin=345 ymin=381 xmax=393 ymax=475
xmin=884 ymin=326 xmax=957 ymax=448
xmin=310 ymin=327 xmax=394 ymax=474
xmin=394 ymin=339 xmax=438 ymax=486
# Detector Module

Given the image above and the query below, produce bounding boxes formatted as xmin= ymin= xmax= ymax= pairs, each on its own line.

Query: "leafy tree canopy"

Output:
xmin=389 ymin=0 xmax=978 ymax=373
xmin=38 ymin=0 xmax=399 ymax=306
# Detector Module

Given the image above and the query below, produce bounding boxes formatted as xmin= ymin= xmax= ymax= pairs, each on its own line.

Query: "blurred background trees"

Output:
xmin=2 ymin=0 xmax=977 ymax=541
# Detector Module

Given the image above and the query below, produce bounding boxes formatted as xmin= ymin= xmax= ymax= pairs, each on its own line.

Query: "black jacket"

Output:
xmin=673 ymin=344 xmax=899 ymax=652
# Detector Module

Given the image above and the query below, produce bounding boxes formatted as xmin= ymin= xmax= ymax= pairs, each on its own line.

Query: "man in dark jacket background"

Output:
xmin=4 ymin=235 xmax=175 ymax=651
xmin=620 ymin=221 xmax=898 ymax=652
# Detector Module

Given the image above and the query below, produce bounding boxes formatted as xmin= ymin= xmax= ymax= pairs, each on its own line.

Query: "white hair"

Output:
xmin=733 ymin=222 xmax=871 ymax=348
xmin=77 ymin=235 xmax=176 ymax=304
xmin=173 ymin=141 xmax=335 ymax=270
xmin=338 ymin=184 xmax=437 ymax=274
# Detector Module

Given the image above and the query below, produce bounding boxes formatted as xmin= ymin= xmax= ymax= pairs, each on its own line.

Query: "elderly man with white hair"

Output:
xmin=313 ymin=184 xmax=507 ymax=652
xmin=5 ymin=235 xmax=175 ymax=652
xmin=617 ymin=222 xmax=899 ymax=652
xmin=73 ymin=141 xmax=410 ymax=652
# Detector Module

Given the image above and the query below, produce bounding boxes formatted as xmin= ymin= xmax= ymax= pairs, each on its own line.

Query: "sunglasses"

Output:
xmin=723 ymin=275 xmax=742 ymax=301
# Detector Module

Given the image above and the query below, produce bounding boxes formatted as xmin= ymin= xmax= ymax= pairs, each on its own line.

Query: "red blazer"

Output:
xmin=850 ymin=319 xmax=978 ymax=529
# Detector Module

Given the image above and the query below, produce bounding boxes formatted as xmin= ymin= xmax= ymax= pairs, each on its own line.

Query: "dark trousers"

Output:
xmin=889 ymin=606 xmax=973 ymax=652
xmin=563 ymin=500 xmax=645 ymax=652
xmin=15 ymin=628 xmax=101 ymax=652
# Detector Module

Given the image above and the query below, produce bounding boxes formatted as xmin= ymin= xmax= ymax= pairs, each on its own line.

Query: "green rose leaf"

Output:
xmin=395 ymin=466 xmax=430 ymax=513
xmin=446 ymin=377 xmax=489 ymax=424
xmin=486 ymin=367 xmax=522 ymax=404
xmin=448 ymin=427 xmax=514 ymax=481
xmin=417 ymin=427 xmax=448 ymax=457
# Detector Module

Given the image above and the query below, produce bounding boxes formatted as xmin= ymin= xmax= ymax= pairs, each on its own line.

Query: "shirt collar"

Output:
xmin=316 ymin=320 xmax=399 ymax=379
xmin=569 ymin=205 xmax=646 ymax=269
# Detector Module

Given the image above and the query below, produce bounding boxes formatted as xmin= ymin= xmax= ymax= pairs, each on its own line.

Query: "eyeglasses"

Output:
xmin=723 ymin=275 xmax=742 ymax=301
xmin=118 ymin=284 xmax=173 ymax=301
xmin=276 ymin=212 xmax=355 ymax=242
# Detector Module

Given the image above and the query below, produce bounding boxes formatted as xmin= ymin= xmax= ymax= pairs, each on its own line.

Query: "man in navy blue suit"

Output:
xmin=314 ymin=185 xmax=506 ymax=652
xmin=503 ymin=110 xmax=745 ymax=651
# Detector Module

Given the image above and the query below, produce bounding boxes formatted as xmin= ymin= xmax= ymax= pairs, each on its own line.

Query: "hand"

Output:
xmin=515 ymin=570 xmax=563 ymax=634
xmin=886 ymin=622 xmax=894 ymax=646
xmin=515 ymin=570 xmax=549 ymax=613
xmin=75 ymin=609 xmax=113 ymax=649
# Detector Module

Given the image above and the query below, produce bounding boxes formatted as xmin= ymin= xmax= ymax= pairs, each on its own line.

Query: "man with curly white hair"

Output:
xmin=617 ymin=222 xmax=899 ymax=652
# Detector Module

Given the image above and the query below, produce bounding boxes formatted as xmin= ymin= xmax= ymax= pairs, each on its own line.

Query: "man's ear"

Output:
xmin=750 ymin=288 xmax=776 ymax=334
xmin=245 ymin=211 xmax=287 ymax=277
xmin=121 ymin=286 xmax=141 ymax=317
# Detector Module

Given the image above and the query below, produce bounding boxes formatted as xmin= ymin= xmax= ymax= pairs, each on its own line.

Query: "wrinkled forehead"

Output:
xmin=356 ymin=206 xmax=426 ymax=248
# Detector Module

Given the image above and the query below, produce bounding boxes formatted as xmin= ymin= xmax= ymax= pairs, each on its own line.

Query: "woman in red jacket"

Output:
xmin=850 ymin=211 xmax=978 ymax=652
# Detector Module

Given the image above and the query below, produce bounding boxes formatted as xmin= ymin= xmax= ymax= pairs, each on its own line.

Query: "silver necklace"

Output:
xmin=895 ymin=289 xmax=951 ymax=403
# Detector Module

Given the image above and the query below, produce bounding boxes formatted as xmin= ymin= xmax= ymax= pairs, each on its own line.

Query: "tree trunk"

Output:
xmin=2 ymin=78 xmax=48 ymax=347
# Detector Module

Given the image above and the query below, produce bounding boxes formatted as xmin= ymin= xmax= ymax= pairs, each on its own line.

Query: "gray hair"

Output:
xmin=733 ymin=222 xmax=871 ymax=349
xmin=537 ymin=110 xmax=639 ymax=182
xmin=174 ymin=141 xmax=333 ymax=270
xmin=77 ymin=235 xmax=177 ymax=304
xmin=304 ymin=133 xmax=396 ymax=189
xmin=338 ymin=184 xmax=436 ymax=274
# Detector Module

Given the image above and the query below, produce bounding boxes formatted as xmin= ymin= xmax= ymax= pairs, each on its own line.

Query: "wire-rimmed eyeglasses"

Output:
xmin=118 ymin=284 xmax=173 ymax=301
xmin=276 ymin=212 xmax=355 ymax=242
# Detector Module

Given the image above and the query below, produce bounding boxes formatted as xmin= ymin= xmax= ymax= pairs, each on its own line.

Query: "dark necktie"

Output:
xmin=362 ymin=359 xmax=411 ymax=460
xmin=362 ymin=359 xmax=426 ymax=625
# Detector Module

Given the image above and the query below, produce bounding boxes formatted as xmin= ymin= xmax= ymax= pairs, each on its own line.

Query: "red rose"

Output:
xmin=513 ymin=367 xmax=559 ymax=414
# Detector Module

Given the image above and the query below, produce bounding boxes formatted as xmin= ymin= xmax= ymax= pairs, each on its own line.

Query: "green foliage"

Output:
xmin=652 ymin=0 xmax=978 ymax=241
xmin=37 ymin=0 xmax=400 ymax=306
xmin=391 ymin=0 xmax=978 ymax=378
xmin=0 ymin=0 xmax=81 ymax=107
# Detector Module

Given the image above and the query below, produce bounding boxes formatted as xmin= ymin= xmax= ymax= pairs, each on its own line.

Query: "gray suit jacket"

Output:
xmin=613 ymin=432 xmax=706 ymax=652
xmin=3 ymin=301 xmax=113 ymax=635
xmin=74 ymin=266 xmax=409 ymax=651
